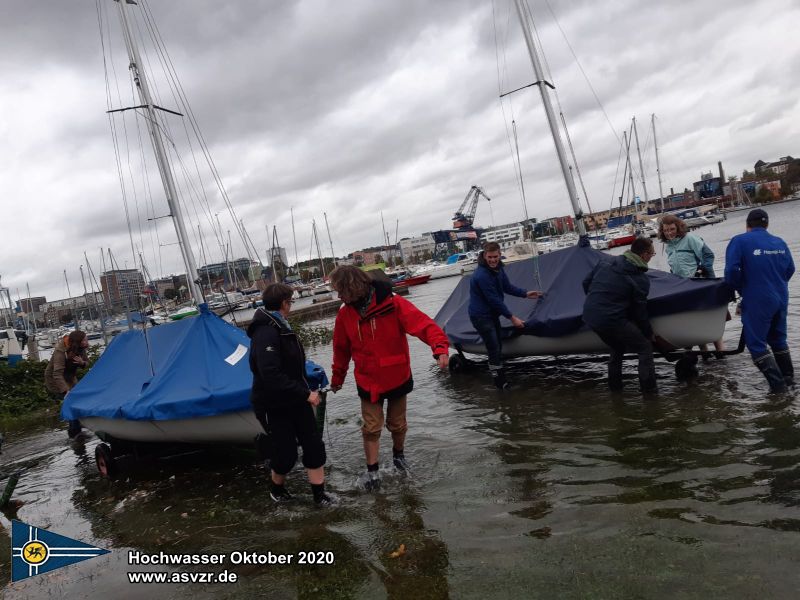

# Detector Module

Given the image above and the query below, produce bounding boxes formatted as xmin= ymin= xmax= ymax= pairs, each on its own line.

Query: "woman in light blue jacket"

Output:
xmin=658 ymin=214 xmax=715 ymax=278
xmin=658 ymin=214 xmax=724 ymax=355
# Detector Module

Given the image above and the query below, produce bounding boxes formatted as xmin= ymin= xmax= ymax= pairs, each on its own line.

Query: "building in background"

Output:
xmin=198 ymin=258 xmax=261 ymax=290
xmin=481 ymin=223 xmax=525 ymax=248
xmin=399 ymin=234 xmax=436 ymax=264
xmin=755 ymin=156 xmax=794 ymax=176
xmin=151 ymin=274 xmax=189 ymax=301
xmin=16 ymin=296 xmax=47 ymax=328
xmin=101 ymin=269 xmax=146 ymax=310
xmin=42 ymin=292 xmax=104 ymax=326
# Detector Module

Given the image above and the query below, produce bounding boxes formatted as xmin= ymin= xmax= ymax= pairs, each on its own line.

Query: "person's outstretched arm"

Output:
xmin=331 ymin=309 xmax=352 ymax=391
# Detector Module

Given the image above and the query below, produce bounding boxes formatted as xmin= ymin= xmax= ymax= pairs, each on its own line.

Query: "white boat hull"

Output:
xmin=458 ymin=305 xmax=727 ymax=357
xmin=425 ymin=262 xmax=477 ymax=279
xmin=82 ymin=410 xmax=263 ymax=445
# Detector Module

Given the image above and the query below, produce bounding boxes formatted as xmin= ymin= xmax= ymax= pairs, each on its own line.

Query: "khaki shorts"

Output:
xmin=361 ymin=395 xmax=408 ymax=437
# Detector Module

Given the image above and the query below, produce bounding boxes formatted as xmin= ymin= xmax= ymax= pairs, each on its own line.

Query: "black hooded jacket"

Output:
xmin=247 ymin=308 xmax=309 ymax=414
xmin=582 ymin=253 xmax=653 ymax=337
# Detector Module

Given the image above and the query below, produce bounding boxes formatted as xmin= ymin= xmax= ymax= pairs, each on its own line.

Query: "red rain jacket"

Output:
xmin=331 ymin=281 xmax=449 ymax=403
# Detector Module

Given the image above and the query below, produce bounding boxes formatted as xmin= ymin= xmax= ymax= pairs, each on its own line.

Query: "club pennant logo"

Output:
xmin=11 ymin=520 xmax=110 ymax=582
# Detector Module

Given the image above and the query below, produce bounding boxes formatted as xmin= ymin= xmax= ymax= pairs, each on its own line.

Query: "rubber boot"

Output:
xmin=493 ymin=368 xmax=510 ymax=390
xmin=67 ymin=420 xmax=82 ymax=439
xmin=754 ymin=354 xmax=788 ymax=393
xmin=639 ymin=376 xmax=658 ymax=395
xmin=773 ymin=349 xmax=795 ymax=387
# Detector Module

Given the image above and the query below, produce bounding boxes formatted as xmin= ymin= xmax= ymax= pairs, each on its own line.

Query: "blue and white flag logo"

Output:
xmin=11 ymin=520 xmax=110 ymax=582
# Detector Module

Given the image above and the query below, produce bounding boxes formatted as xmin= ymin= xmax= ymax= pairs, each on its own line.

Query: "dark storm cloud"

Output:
xmin=1 ymin=0 xmax=798 ymax=301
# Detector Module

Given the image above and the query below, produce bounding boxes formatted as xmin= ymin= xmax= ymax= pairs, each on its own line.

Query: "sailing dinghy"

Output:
xmin=436 ymin=244 xmax=730 ymax=358
xmin=435 ymin=0 xmax=731 ymax=363
xmin=61 ymin=304 xmax=329 ymax=445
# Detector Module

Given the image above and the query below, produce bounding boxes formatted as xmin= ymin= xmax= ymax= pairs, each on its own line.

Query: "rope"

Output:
xmin=141 ymin=0 xmax=252 ymax=261
xmin=492 ymin=0 xmax=529 ymax=220
xmin=541 ymin=0 xmax=621 ymax=146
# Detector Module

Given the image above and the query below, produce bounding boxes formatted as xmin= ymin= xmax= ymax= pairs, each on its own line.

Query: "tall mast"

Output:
xmin=25 ymin=283 xmax=37 ymax=336
xmin=312 ymin=221 xmax=326 ymax=278
xmin=0 ymin=276 xmax=10 ymax=328
xmin=116 ymin=0 xmax=201 ymax=302
xmin=198 ymin=224 xmax=211 ymax=294
xmin=291 ymin=207 xmax=300 ymax=274
xmin=380 ymin=212 xmax=391 ymax=264
xmin=512 ymin=119 xmax=531 ymax=227
xmin=79 ymin=265 xmax=93 ymax=322
xmin=632 ymin=117 xmax=650 ymax=211
xmin=624 ymin=130 xmax=637 ymax=217
xmin=512 ymin=0 xmax=586 ymax=238
xmin=323 ymin=212 xmax=337 ymax=268
xmin=84 ymin=251 xmax=110 ymax=344
xmin=652 ymin=114 xmax=665 ymax=213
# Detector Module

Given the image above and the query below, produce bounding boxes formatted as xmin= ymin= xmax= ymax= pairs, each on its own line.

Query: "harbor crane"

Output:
xmin=452 ymin=186 xmax=491 ymax=230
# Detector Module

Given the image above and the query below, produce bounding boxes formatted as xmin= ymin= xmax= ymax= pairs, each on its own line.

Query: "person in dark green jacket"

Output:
xmin=582 ymin=237 xmax=657 ymax=393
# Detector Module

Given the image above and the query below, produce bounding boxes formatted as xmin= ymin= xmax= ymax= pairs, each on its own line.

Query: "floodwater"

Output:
xmin=2 ymin=202 xmax=800 ymax=598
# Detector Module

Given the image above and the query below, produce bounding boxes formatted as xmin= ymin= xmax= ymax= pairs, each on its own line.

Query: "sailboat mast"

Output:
xmin=625 ymin=130 xmax=639 ymax=224
xmin=25 ymin=283 xmax=37 ymax=337
xmin=323 ymin=212 xmax=337 ymax=268
xmin=632 ymin=117 xmax=650 ymax=210
xmin=512 ymin=120 xmax=531 ymax=227
xmin=291 ymin=207 xmax=300 ymax=274
xmin=652 ymin=114 xmax=665 ymax=213
xmin=312 ymin=221 xmax=326 ymax=278
xmin=512 ymin=0 xmax=586 ymax=237
xmin=116 ymin=0 xmax=201 ymax=302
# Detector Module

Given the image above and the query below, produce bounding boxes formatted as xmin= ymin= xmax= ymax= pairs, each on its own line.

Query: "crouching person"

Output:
xmin=44 ymin=330 xmax=89 ymax=438
xmin=582 ymin=237 xmax=658 ymax=394
xmin=247 ymin=283 xmax=332 ymax=506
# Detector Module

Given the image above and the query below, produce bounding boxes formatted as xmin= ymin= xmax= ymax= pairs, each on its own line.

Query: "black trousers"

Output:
xmin=593 ymin=321 xmax=655 ymax=390
xmin=260 ymin=402 xmax=326 ymax=475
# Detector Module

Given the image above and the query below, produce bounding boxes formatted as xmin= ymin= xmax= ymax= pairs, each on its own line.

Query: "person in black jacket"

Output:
xmin=247 ymin=283 xmax=332 ymax=506
xmin=582 ymin=237 xmax=657 ymax=393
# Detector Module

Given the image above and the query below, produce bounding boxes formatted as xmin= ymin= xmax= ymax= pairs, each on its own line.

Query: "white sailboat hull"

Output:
xmin=82 ymin=410 xmax=263 ymax=445
xmin=458 ymin=305 xmax=727 ymax=357
xmin=423 ymin=262 xmax=478 ymax=280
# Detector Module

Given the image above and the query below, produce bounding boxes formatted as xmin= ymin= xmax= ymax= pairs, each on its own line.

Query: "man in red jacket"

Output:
xmin=329 ymin=265 xmax=449 ymax=491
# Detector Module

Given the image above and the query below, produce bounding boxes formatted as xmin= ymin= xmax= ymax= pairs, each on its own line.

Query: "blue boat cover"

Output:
xmin=435 ymin=244 xmax=732 ymax=346
xmin=62 ymin=304 xmax=328 ymax=421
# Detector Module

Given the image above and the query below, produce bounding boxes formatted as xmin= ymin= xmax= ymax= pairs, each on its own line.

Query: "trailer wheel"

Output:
xmin=675 ymin=356 xmax=699 ymax=382
xmin=95 ymin=443 xmax=116 ymax=478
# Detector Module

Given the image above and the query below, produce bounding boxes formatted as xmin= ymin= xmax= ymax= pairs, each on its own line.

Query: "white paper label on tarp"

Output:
xmin=225 ymin=344 xmax=248 ymax=365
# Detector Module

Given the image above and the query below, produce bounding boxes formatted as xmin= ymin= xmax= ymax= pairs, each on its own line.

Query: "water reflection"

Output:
xmin=4 ymin=204 xmax=800 ymax=597
xmin=61 ymin=440 xmax=451 ymax=598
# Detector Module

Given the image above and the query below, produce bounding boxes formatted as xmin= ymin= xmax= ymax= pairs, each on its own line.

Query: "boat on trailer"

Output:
xmin=435 ymin=0 xmax=732 ymax=369
xmin=435 ymin=244 xmax=730 ymax=359
xmin=61 ymin=0 xmax=328 ymax=474
xmin=63 ymin=305 xmax=329 ymax=447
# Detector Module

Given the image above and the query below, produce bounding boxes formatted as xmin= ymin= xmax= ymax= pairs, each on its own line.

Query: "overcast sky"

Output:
xmin=2 ymin=0 xmax=798 ymax=303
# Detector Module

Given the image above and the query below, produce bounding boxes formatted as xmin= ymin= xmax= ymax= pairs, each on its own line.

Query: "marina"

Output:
xmin=2 ymin=0 xmax=799 ymax=597
xmin=2 ymin=206 xmax=800 ymax=597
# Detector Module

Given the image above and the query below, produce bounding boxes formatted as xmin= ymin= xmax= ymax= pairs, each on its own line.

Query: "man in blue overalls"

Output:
xmin=725 ymin=208 xmax=795 ymax=392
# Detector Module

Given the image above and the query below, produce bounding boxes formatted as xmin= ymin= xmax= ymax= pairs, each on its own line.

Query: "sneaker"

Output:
xmin=358 ymin=470 xmax=381 ymax=492
xmin=269 ymin=486 xmax=293 ymax=503
xmin=392 ymin=453 xmax=410 ymax=472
